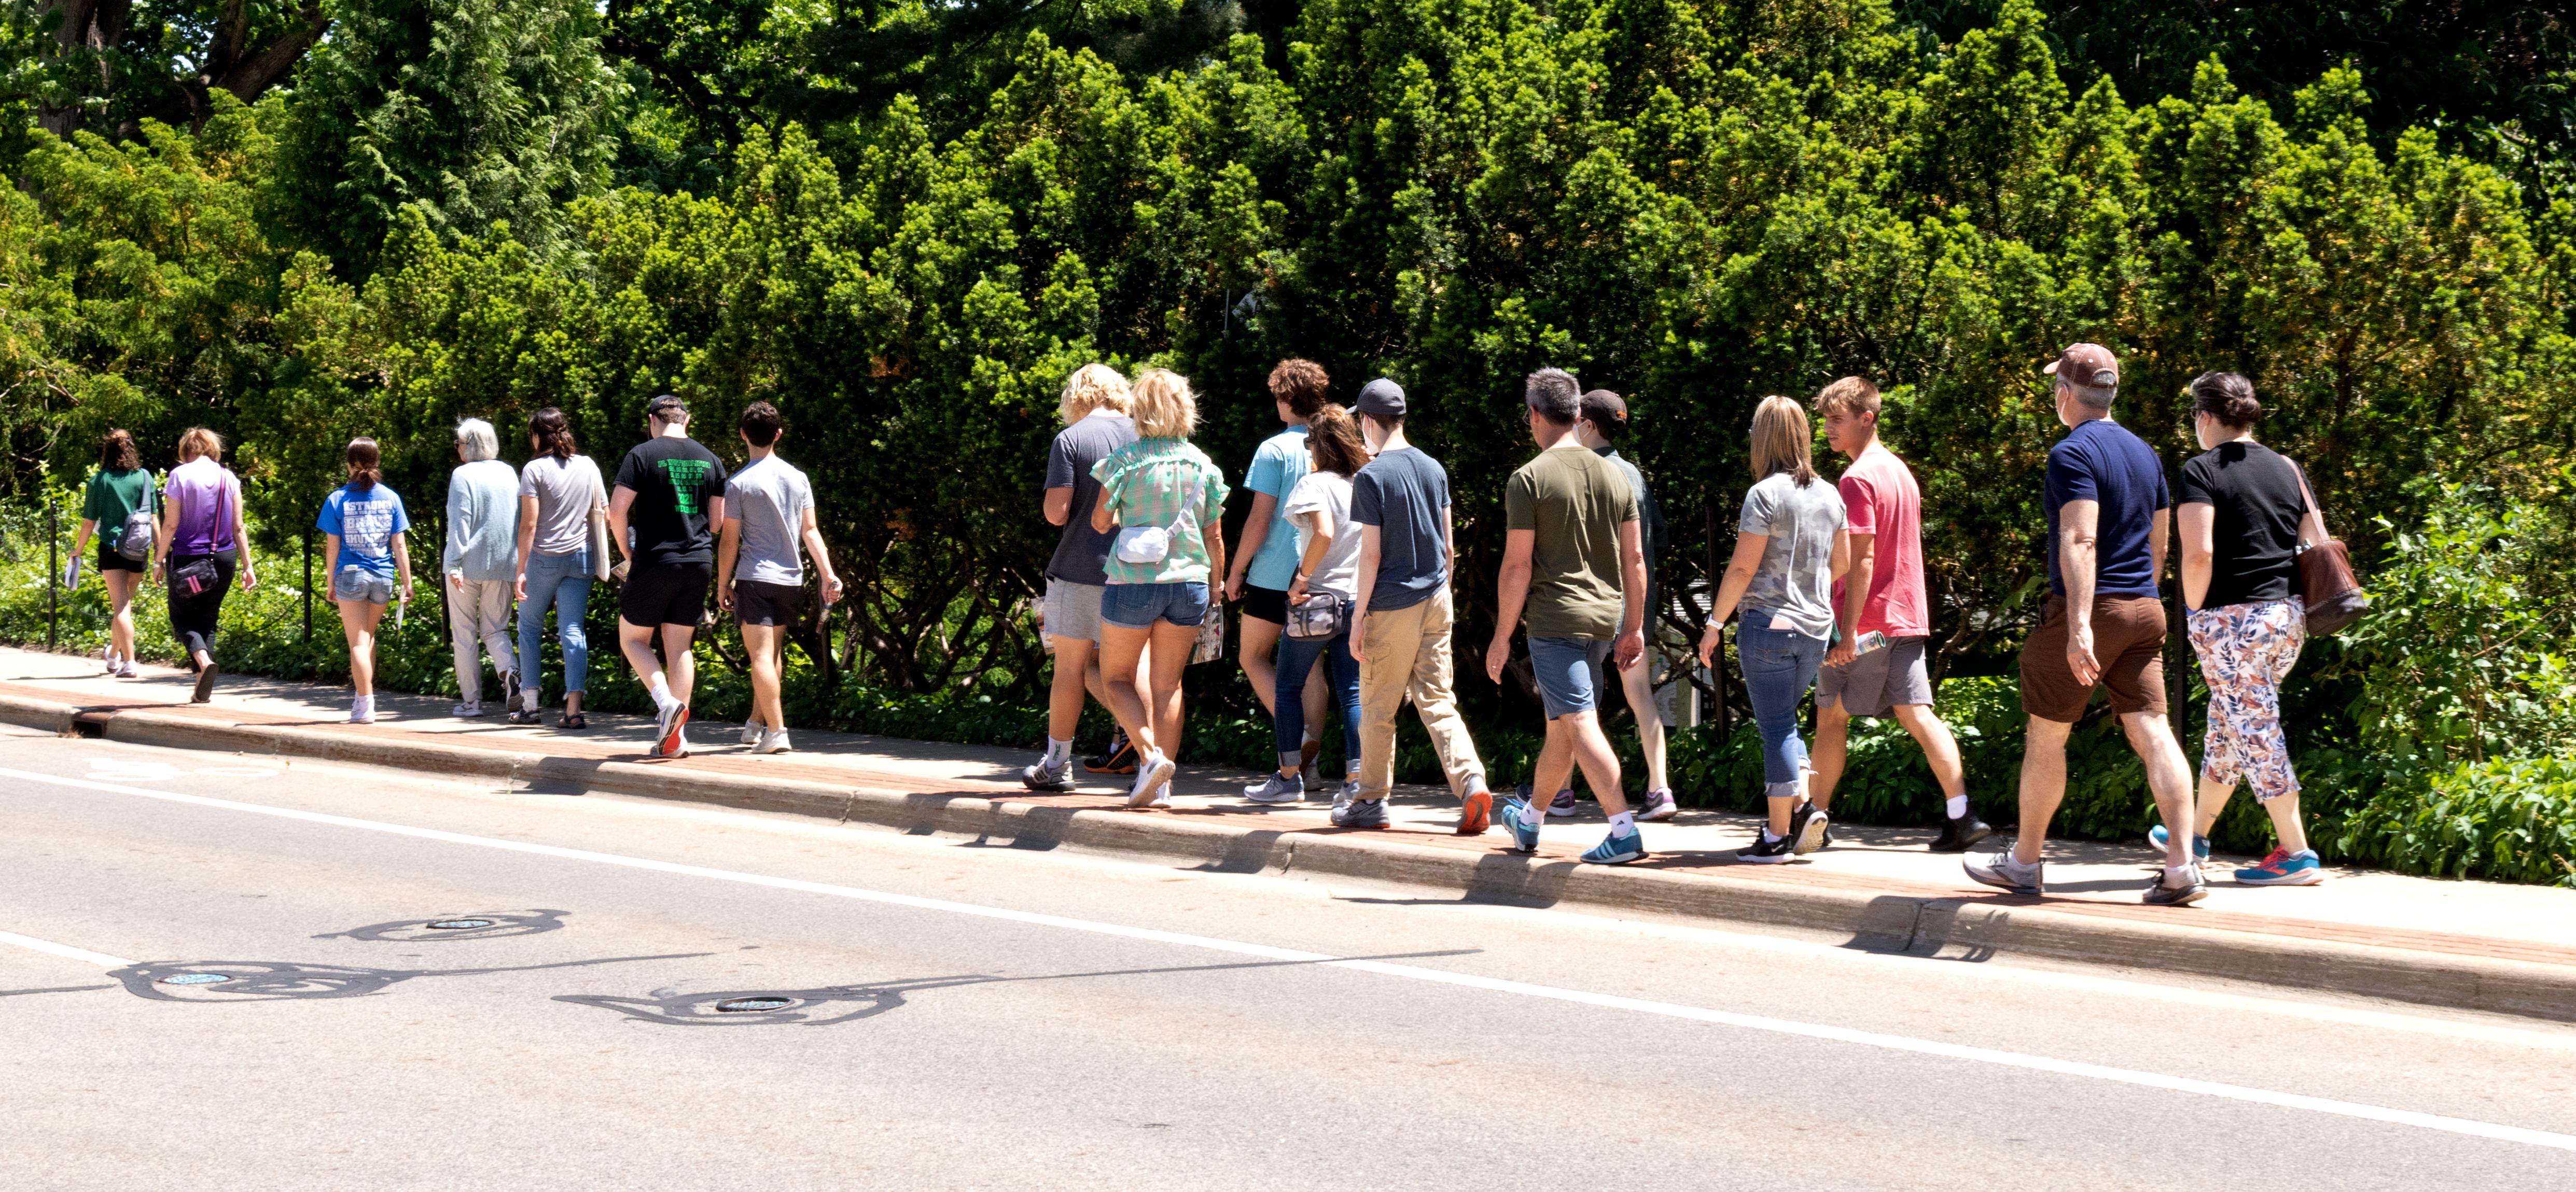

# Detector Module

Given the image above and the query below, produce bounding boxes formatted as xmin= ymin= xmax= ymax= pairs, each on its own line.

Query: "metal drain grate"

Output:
xmin=425 ymin=919 xmax=496 ymax=930
xmin=159 ymin=973 xmax=233 ymax=986
xmin=714 ymin=997 xmax=797 ymax=1013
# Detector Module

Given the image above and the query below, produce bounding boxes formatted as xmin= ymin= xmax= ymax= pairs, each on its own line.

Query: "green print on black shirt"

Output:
xmin=662 ymin=458 xmax=712 ymax=514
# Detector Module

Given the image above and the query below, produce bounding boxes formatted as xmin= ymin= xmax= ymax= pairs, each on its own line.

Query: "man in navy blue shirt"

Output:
xmin=1347 ymin=378 xmax=1492 ymax=833
xmin=1966 ymin=343 xmax=2205 ymax=905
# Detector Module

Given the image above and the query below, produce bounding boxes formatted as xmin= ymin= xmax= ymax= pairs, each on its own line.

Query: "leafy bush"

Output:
xmin=2336 ymin=756 xmax=2576 ymax=887
xmin=2321 ymin=483 xmax=2576 ymax=782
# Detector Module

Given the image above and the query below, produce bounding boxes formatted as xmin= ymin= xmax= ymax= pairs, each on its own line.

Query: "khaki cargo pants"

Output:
xmin=1356 ymin=586 xmax=1485 ymax=801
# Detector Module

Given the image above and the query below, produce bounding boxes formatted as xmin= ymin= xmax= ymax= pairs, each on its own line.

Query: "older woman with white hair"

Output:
xmin=445 ymin=417 xmax=522 ymax=716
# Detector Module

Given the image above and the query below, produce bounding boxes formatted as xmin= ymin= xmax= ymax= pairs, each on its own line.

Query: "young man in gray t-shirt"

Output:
xmin=716 ymin=401 xmax=842 ymax=754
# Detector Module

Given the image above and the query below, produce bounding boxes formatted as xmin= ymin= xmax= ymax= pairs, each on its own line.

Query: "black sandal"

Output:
xmin=506 ymin=708 xmax=542 ymax=725
xmin=559 ymin=711 xmax=588 ymax=730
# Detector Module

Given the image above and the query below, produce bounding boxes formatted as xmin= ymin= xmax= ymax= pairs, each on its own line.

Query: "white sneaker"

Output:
xmin=656 ymin=722 xmax=690 ymax=759
xmin=1243 ymin=771 xmax=1305 ymax=803
xmin=453 ymin=701 xmax=483 ymax=718
xmin=116 ymin=661 xmax=140 ymax=679
xmin=1127 ymin=752 xmax=1176 ymax=808
xmin=104 ymin=650 xmax=120 ymax=674
xmin=754 ymin=728 xmax=792 ymax=755
xmin=741 ymin=720 xmax=765 ymax=746
xmin=350 ymin=698 xmax=376 ymax=724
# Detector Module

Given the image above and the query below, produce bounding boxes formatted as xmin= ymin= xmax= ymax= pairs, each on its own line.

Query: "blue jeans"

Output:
xmin=1738 ymin=612 xmax=1827 ymax=800
xmin=518 ymin=549 xmax=593 ymax=696
xmin=1101 ymin=581 xmax=1209 ymax=629
xmin=1275 ymin=630 xmax=1361 ymax=774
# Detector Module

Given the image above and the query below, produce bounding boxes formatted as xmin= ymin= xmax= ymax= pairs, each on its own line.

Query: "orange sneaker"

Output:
xmin=1456 ymin=787 xmax=1492 ymax=835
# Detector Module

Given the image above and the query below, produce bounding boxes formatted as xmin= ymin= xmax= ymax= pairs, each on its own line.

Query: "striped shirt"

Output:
xmin=1091 ymin=438 xmax=1231 ymax=585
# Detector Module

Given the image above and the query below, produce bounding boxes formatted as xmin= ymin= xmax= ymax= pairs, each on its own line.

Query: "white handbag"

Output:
xmin=1112 ymin=476 xmax=1202 ymax=565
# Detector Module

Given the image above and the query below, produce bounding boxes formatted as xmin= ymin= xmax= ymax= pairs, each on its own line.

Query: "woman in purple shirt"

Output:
xmin=157 ymin=427 xmax=257 ymax=703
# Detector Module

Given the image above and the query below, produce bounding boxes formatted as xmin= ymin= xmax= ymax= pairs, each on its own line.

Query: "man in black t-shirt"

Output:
xmin=608 ymin=395 xmax=729 ymax=758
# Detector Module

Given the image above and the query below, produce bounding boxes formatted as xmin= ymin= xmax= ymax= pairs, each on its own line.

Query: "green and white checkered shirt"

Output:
xmin=1091 ymin=438 xmax=1232 ymax=585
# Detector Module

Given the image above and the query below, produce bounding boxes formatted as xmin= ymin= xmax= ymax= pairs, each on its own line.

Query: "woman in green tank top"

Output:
xmin=68 ymin=430 xmax=158 ymax=678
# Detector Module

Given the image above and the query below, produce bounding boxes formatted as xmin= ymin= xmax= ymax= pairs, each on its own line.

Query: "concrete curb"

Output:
xmin=9 ymin=691 xmax=2574 ymax=1023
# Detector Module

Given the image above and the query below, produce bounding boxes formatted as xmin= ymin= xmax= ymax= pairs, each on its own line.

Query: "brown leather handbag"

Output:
xmin=2291 ymin=461 xmax=2369 ymax=635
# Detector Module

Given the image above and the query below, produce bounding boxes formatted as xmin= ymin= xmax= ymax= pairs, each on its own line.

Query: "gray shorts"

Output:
xmin=1043 ymin=578 xmax=1105 ymax=643
xmin=1817 ymin=635 xmax=1934 ymax=718
xmin=1528 ymin=636 xmax=1613 ymax=720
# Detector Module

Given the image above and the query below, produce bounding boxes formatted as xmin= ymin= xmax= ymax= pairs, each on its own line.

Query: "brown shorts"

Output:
xmin=2019 ymin=594 xmax=2167 ymax=722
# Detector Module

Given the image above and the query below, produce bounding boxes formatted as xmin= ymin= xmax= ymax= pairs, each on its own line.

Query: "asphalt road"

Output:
xmin=4 ymin=722 xmax=2573 ymax=1190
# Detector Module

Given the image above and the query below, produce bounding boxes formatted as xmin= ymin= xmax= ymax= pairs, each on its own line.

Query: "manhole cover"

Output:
xmin=714 ymin=997 xmax=797 ymax=1013
xmin=425 ymin=919 xmax=495 ymax=930
xmin=159 ymin=973 xmax=233 ymax=986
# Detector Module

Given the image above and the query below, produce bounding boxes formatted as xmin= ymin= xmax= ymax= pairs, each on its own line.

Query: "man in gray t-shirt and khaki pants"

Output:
xmin=716 ymin=400 xmax=842 ymax=755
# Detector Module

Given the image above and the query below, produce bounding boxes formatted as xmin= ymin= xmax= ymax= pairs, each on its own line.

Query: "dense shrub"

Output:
xmin=2337 ymin=756 xmax=2576 ymax=888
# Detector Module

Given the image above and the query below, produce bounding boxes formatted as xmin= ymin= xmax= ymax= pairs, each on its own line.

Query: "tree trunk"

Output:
xmin=36 ymin=0 xmax=130 ymax=138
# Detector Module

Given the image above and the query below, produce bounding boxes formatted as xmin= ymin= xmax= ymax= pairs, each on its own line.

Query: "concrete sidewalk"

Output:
xmin=3 ymin=644 xmax=2571 ymax=1020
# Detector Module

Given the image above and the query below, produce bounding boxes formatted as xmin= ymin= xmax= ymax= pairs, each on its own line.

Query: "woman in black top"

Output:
xmin=2174 ymin=372 xmax=2331 ymax=886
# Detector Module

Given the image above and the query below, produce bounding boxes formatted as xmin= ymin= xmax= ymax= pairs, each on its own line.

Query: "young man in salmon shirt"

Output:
xmin=1797 ymin=376 xmax=1992 ymax=853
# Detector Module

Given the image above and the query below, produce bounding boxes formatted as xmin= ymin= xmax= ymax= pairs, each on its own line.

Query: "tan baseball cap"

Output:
xmin=2044 ymin=343 xmax=2119 ymax=388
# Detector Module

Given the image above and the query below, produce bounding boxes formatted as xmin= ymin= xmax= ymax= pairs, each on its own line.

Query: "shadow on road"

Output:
xmin=554 ymin=948 xmax=1485 ymax=1027
xmin=112 ymin=952 xmax=714 ymax=1002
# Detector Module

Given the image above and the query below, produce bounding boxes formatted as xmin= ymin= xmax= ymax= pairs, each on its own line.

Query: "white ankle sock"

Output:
xmin=647 ymin=673 xmax=675 ymax=709
xmin=1608 ymin=810 xmax=1636 ymax=834
xmin=2164 ymin=864 xmax=2197 ymax=885
xmin=1761 ymin=829 xmax=1783 ymax=844
xmin=1946 ymin=795 xmax=1969 ymax=818
xmin=1043 ymin=737 xmax=1071 ymax=766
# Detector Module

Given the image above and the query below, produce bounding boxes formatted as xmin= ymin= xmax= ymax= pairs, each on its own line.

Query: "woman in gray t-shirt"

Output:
xmin=511 ymin=407 xmax=606 ymax=727
xmin=1696 ymin=395 xmax=1849 ymax=862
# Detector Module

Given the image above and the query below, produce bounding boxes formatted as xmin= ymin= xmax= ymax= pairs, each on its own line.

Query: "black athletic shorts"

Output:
xmin=733 ymin=579 xmax=805 ymax=627
xmin=95 ymin=543 xmax=146 ymax=574
xmin=1242 ymin=583 xmax=1289 ymax=626
xmin=621 ymin=562 xmax=713 ymax=628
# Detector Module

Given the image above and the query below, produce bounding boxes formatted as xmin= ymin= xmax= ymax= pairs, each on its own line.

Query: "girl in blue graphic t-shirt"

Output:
xmin=317 ymin=438 xmax=415 ymax=724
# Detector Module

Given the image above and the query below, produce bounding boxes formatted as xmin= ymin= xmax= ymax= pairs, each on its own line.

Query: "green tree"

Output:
xmin=272 ymin=0 xmax=618 ymax=275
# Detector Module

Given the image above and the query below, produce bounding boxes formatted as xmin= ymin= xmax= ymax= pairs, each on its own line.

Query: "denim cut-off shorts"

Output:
xmin=1101 ymin=581 xmax=1210 ymax=630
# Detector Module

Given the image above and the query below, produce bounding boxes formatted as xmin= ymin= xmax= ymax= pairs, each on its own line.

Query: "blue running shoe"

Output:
xmin=2148 ymin=824 xmax=2210 ymax=861
xmin=1502 ymin=799 xmax=1542 ymax=853
xmin=1582 ymin=829 xmax=1647 ymax=865
xmin=2235 ymin=848 xmax=2324 ymax=886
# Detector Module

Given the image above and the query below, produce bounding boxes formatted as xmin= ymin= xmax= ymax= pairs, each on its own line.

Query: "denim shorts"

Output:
xmin=1528 ymin=636 xmax=1613 ymax=720
xmin=333 ymin=565 xmax=394 ymax=605
xmin=1101 ymin=581 xmax=1210 ymax=629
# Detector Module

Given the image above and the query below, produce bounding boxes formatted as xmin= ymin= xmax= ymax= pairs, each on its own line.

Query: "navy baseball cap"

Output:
xmin=1355 ymin=377 xmax=1406 ymax=419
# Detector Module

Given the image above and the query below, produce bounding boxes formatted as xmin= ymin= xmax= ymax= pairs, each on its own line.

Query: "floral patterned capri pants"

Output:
xmin=2186 ymin=599 xmax=2306 ymax=802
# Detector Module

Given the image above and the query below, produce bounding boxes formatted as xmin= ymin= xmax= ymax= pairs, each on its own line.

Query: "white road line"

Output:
xmin=0 ymin=928 xmax=135 ymax=969
xmin=7 ymin=764 xmax=2573 ymax=1153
